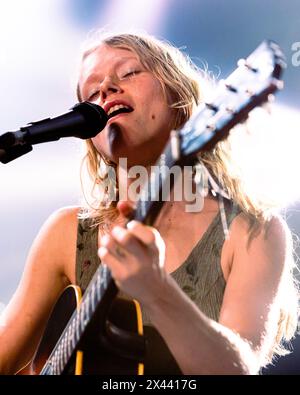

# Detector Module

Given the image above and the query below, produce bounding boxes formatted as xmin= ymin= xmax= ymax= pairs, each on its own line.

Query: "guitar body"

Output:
xmin=20 ymin=286 xmax=144 ymax=375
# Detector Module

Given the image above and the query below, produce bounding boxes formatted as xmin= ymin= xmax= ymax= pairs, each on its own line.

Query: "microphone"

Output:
xmin=0 ymin=102 xmax=108 ymax=163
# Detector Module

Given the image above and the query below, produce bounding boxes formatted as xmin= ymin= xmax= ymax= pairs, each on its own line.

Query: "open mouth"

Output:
xmin=107 ymin=105 xmax=134 ymax=120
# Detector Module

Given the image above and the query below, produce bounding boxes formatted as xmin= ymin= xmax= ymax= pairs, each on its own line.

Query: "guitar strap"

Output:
xmin=195 ymin=161 xmax=232 ymax=240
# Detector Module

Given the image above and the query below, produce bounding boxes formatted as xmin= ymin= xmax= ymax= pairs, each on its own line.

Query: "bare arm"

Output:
xmin=99 ymin=212 xmax=290 ymax=374
xmin=0 ymin=206 xmax=79 ymax=374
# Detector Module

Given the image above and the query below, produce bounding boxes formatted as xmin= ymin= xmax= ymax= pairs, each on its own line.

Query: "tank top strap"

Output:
xmin=76 ymin=216 xmax=100 ymax=294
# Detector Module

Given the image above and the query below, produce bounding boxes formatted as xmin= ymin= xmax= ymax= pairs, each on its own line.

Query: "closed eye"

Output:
xmin=87 ymin=91 xmax=99 ymax=101
xmin=122 ymin=70 xmax=140 ymax=79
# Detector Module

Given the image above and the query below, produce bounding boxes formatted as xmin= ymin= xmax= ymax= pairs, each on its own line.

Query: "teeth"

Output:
xmin=107 ymin=104 xmax=131 ymax=116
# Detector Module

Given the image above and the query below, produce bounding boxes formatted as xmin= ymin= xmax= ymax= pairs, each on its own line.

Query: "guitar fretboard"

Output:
xmin=40 ymin=265 xmax=113 ymax=375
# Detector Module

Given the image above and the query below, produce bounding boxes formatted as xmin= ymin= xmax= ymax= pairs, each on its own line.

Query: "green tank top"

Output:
xmin=75 ymin=201 xmax=240 ymax=324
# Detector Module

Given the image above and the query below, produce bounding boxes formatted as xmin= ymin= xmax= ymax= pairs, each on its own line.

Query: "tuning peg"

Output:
xmin=225 ymin=83 xmax=238 ymax=93
xmin=273 ymin=79 xmax=284 ymax=90
xmin=219 ymin=79 xmax=238 ymax=93
xmin=205 ymin=102 xmax=218 ymax=112
xmin=267 ymin=93 xmax=275 ymax=103
xmin=206 ymin=121 xmax=216 ymax=131
xmin=237 ymin=58 xmax=258 ymax=73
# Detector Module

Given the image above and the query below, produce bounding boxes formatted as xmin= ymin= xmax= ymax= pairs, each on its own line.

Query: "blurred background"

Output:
xmin=0 ymin=0 xmax=299 ymax=374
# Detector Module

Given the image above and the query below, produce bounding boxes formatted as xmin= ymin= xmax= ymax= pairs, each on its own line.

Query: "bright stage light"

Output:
xmin=228 ymin=104 xmax=300 ymax=206
xmin=95 ymin=0 xmax=170 ymax=33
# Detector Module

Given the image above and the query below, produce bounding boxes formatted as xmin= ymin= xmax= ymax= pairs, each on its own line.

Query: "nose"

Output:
xmin=99 ymin=76 xmax=122 ymax=101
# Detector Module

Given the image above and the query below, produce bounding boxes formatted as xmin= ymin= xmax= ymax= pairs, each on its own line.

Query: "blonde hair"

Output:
xmin=76 ymin=31 xmax=299 ymax=365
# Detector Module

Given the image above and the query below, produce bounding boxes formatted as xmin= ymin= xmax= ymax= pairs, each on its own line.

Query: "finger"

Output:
xmin=110 ymin=226 xmax=146 ymax=257
xmin=100 ymin=234 xmax=128 ymax=260
xmin=126 ymin=221 xmax=165 ymax=269
xmin=126 ymin=220 xmax=157 ymax=246
xmin=98 ymin=246 xmax=126 ymax=280
xmin=101 ymin=227 xmax=145 ymax=260
xmin=117 ymin=200 xmax=136 ymax=219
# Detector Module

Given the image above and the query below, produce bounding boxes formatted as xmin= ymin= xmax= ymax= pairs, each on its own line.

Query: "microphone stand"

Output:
xmin=0 ymin=102 xmax=108 ymax=164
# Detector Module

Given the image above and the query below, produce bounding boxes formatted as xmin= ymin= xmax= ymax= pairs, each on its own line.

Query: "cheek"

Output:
xmin=135 ymin=77 xmax=167 ymax=111
xmin=142 ymin=86 xmax=170 ymax=122
xmin=146 ymin=89 xmax=172 ymax=128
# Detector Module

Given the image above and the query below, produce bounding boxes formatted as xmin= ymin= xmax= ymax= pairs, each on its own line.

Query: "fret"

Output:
xmin=71 ymin=315 xmax=76 ymax=349
xmin=51 ymin=353 xmax=56 ymax=375
xmin=67 ymin=323 xmax=73 ymax=358
xmin=48 ymin=359 xmax=54 ymax=375
xmin=96 ymin=270 xmax=101 ymax=302
xmin=53 ymin=349 xmax=59 ymax=375
xmin=80 ymin=300 xmax=86 ymax=332
xmin=60 ymin=337 xmax=65 ymax=369
xmin=100 ymin=265 xmax=107 ymax=290
xmin=84 ymin=293 xmax=91 ymax=322
xmin=49 ymin=364 xmax=54 ymax=375
xmin=54 ymin=356 xmax=58 ymax=375
xmin=51 ymin=352 xmax=55 ymax=375
xmin=100 ymin=264 xmax=112 ymax=288
xmin=91 ymin=281 xmax=96 ymax=312
xmin=75 ymin=311 xmax=81 ymax=341
xmin=57 ymin=349 xmax=62 ymax=375
xmin=56 ymin=351 xmax=60 ymax=375
xmin=62 ymin=335 xmax=68 ymax=369
xmin=59 ymin=339 xmax=64 ymax=372
xmin=58 ymin=345 xmax=63 ymax=374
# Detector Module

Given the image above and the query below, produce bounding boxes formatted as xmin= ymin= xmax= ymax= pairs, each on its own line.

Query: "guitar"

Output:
xmin=19 ymin=40 xmax=286 ymax=375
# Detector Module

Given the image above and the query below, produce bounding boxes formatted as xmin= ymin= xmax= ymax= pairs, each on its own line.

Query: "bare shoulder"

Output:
xmin=27 ymin=203 xmax=82 ymax=301
xmin=230 ymin=211 xmax=290 ymax=260
xmin=221 ymin=211 xmax=290 ymax=282
xmin=231 ymin=212 xmax=294 ymax=293
xmin=38 ymin=205 xmax=81 ymax=283
xmin=18 ymin=205 xmax=82 ymax=292
xmin=46 ymin=205 xmax=81 ymax=227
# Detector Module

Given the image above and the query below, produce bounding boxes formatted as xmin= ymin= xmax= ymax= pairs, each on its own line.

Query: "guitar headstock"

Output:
xmin=179 ymin=40 xmax=286 ymax=159
xmin=132 ymin=40 xmax=286 ymax=225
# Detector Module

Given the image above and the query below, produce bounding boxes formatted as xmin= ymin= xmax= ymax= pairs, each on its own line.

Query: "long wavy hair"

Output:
xmin=76 ymin=31 xmax=298 ymax=365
